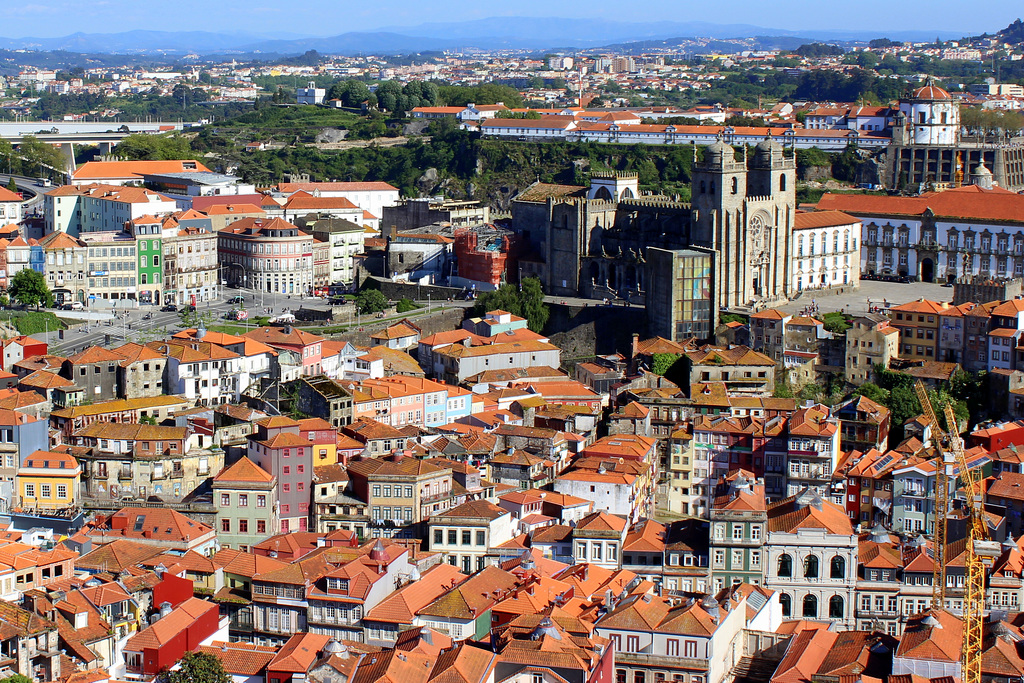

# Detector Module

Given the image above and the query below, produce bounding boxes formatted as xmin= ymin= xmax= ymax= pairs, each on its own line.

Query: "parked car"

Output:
xmin=161 ymin=303 xmax=178 ymax=312
xmin=61 ymin=301 xmax=84 ymax=311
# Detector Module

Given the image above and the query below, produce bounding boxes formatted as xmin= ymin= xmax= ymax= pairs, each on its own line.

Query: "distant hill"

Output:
xmin=996 ymin=19 xmax=1024 ymax=45
xmin=0 ymin=19 xmax=965 ymax=56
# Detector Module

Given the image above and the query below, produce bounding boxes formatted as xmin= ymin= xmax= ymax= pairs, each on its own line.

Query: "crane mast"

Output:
xmin=914 ymin=382 xmax=994 ymax=683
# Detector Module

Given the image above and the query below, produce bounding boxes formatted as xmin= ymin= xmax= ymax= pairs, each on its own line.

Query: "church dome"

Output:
xmin=910 ymin=83 xmax=951 ymax=100
xmin=704 ymin=139 xmax=734 ymax=167
xmin=753 ymin=137 xmax=782 ymax=166
xmin=973 ymin=162 xmax=992 ymax=176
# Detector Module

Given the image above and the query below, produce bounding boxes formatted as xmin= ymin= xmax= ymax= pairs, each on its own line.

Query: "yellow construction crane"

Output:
xmin=915 ymin=380 xmax=997 ymax=683
xmin=941 ymin=401 xmax=998 ymax=683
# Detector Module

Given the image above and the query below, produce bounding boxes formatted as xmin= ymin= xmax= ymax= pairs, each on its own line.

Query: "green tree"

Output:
xmin=178 ymin=307 xmax=215 ymax=330
xmin=356 ymin=288 xmax=388 ymax=314
xmin=887 ymin=384 xmax=921 ymax=433
xmin=8 ymin=269 xmax=53 ymax=310
xmin=157 ymin=651 xmax=230 ymax=683
xmin=517 ymin=277 xmax=550 ymax=333
xmin=472 ymin=277 xmax=550 ymax=332
xmin=17 ymin=135 xmax=66 ymax=176
xmin=652 ymin=353 xmax=681 ymax=376
xmin=115 ymin=133 xmax=194 ymax=161
xmin=773 ymin=381 xmax=795 ymax=398
xmin=854 ymin=382 xmax=889 ymax=404
xmin=821 ymin=312 xmax=851 ymax=333
xmin=1 ymin=675 xmax=34 ymax=683
xmin=395 ymin=298 xmax=419 ymax=313
xmin=6 ymin=177 xmax=16 ymax=194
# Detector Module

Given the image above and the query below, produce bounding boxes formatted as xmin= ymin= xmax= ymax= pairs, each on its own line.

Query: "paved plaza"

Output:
xmin=776 ymin=280 xmax=953 ymax=317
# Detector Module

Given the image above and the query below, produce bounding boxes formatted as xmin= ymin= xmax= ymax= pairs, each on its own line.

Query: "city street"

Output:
xmin=36 ymin=285 xmax=481 ymax=355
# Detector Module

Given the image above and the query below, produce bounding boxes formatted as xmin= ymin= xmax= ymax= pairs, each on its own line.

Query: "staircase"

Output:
xmin=730 ymin=654 xmax=783 ymax=683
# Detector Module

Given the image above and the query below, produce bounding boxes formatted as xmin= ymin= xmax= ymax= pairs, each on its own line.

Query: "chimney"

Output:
xmin=631 ymin=333 xmax=639 ymax=359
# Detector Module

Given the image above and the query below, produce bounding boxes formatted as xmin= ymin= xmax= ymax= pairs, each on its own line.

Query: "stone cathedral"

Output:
xmin=511 ymin=137 xmax=797 ymax=313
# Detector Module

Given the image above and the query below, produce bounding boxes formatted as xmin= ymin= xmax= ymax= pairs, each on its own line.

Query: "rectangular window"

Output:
xmin=57 ymin=484 xmax=67 ymax=499
xmin=221 ymin=519 xmax=230 ymax=532
xmin=40 ymin=483 xmax=51 ymax=498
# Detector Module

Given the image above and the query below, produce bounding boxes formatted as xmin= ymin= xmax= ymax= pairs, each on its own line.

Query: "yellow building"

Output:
xmin=662 ymin=428 xmax=698 ymax=516
xmin=17 ymin=451 xmax=81 ymax=512
xmin=298 ymin=417 xmax=339 ymax=466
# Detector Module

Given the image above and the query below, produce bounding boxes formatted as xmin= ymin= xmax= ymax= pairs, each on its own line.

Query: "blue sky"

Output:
xmin=2 ymin=0 xmax=1021 ymax=37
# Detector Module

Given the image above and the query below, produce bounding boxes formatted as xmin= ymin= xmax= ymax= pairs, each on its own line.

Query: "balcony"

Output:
xmin=117 ymin=469 xmax=133 ymax=481
xmin=614 ymin=652 xmax=709 ymax=670
xmin=855 ymin=608 xmax=898 ymax=618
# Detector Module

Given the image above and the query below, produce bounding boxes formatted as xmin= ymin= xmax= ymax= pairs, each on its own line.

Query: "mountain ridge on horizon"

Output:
xmin=0 ymin=17 xmax=967 ymax=56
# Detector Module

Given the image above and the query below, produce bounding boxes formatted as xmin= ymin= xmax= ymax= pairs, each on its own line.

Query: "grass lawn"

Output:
xmin=8 ymin=311 xmax=66 ymax=336
xmin=208 ymin=323 xmax=253 ymax=335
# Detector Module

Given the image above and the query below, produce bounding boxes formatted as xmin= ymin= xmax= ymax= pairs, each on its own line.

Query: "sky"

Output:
xmin=1 ymin=0 xmax=1021 ymax=37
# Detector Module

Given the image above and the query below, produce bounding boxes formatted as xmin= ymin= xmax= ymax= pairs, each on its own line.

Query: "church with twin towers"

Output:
xmin=511 ymin=136 xmax=798 ymax=322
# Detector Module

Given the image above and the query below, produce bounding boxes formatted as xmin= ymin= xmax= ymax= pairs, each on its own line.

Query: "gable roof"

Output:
xmin=214 ymin=456 xmax=275 ymax=484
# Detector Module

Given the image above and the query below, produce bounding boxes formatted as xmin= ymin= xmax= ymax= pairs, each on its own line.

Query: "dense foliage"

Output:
xmin=794 ymin=43 xmax=844 ymax=58
xmin=9 ymin=269 xmax=54 ymax=310
xmin=472 ymin=278 xmax=549 ymax=332
xmin=157 ymin=652 xmax=230 ymax=683
xmin=0 ymin=136 xmax=67 ymax=179
xmin=356 ymin=289 xmax=388 ymax=315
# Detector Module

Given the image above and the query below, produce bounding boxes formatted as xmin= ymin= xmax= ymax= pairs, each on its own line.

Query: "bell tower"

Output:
xmin=691 ymin=139 xmax=750 ymax=309
xmin=691 ymin=139 xmax=746 ymax=247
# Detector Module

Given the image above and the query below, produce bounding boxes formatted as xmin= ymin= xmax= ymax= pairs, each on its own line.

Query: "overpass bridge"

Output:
xmin=0 ymin=120 xmax=198 ymax=175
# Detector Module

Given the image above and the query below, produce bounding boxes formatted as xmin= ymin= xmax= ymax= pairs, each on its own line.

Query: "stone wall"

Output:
xmin=333 ymin=306 xmax=466 ymax=347
xmin=362 ymin=276 xmax=466 ymax=301
xmin=546 ymin=303 xmax=649 ymax=363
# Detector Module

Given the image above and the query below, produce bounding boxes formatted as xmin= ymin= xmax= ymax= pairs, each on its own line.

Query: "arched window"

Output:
xmin=731 ymin=177 xmax=738 ymax=195
xmin=779 ymin=173 xmax=787 ymax=192
xmin=833 ymin=233 xmax=839 ymax=253
xmin=778 ymin=554 xmax=792 ymax=577
xmin=802 ymin=594 xmax=818 ymax=618
xmin=779 ymin=593 xmax=791 ymax=617
xmin=830 ymin=556 xmax=846 ymax=579
xmin=809 ymin=235 xmax=815 ymax=256
xmin=710 ymin=180 xmax=716 ymax=194
xmin=829 ymin=595 xmax=844 ymax=618
xmin=804 ymin=555 xmax=819 ymax=579
xmin=843 ymin=229 xmax=850 ymax=251
xmin=820 ymin=231 xmax=828 ymax=254
xmin=700 ymin=180 xmax=706 ymax=194
xmin=798 ymin=236 xmax=804 ymax=257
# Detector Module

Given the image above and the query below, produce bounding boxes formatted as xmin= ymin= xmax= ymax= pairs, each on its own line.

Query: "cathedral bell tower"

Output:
xmin=690 ymin=139 xmax=746 ymax=248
